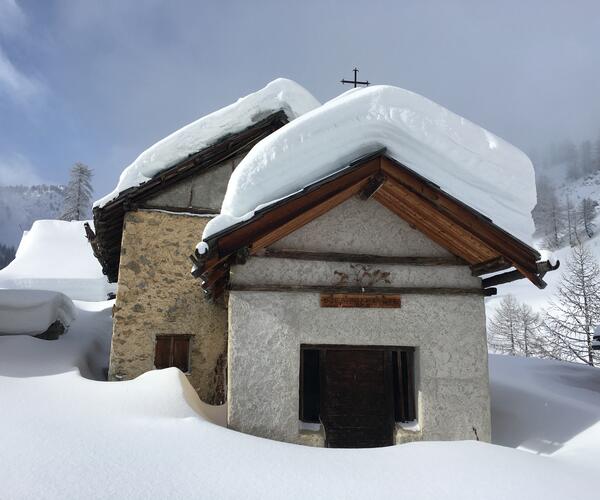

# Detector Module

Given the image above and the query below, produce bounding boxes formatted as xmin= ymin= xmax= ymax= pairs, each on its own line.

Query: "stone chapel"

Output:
xmin=88 ymin=79 xmax=556 ymax=448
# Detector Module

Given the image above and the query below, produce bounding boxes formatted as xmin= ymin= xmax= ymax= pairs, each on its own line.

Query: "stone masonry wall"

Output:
xmin=109 ymin=210 xmax=227 ymax=404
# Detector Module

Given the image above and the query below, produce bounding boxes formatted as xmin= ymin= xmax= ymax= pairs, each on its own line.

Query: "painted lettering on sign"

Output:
xmin=319 ymin=293 xmax=401 ymax=308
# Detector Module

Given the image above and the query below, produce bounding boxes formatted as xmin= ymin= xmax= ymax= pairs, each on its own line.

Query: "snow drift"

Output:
xmin=203 ymin=85 xmax=537 ymax=245
xmin=0 ymin=301 xmax=598 ymax=499
xmin=0 ymin=220 xmax=113 ymax=301
xmin=95 ymin=78 xmax=320 ymax=208
xmin=0 ymin=289 xmax=76 ymax=335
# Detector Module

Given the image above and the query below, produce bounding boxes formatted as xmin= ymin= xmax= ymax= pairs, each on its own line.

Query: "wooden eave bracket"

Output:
xmin=360 ymin=172 xmax=386 ymax=200
xmin=481 ymin=259 xmax=560 ymax=290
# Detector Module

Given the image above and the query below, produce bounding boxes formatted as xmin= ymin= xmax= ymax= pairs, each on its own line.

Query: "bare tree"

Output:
xmin=578 ymin=197 xmax=597 ymax=239
xmin=545 ymin=193 xmax=566 ymax=249
xmin=60 ymin=163 xmax=94 ymax=221
xmin=543 ymin=244 xmax=600 ymax=366
xmin=517 ymin=303 xmax=541 ymax=358
xmin=488 ymin=295 xmax=521 ymax=356
xmin=565 ymin=195 xmax=577 ymax=246
xmin=533 ymin=182 xmax=565 ymax=248
xmin=488 ymin=295 xmax=547 ymax=358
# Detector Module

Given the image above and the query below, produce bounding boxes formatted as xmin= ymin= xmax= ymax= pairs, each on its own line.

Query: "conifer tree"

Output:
xmin=60 ymin=163 xmax=93 ymax=221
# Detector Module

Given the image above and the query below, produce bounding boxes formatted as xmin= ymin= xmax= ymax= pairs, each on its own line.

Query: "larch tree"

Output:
xmin=488 ymin=295 xmax=520 ymax=356
xmin=488 ymin=295 xmax=544 ymax=358
xmin=60 ymin=162 xmax=94 ymax=221
xmin=565 ymin=195 xmax=577 ymax=246
xmin=578 ymin=197 xmax=597 ymax=239
xmin=532 ymin=180 xmax=565 ymax=248
xmin=517 ymin=303 xmax=542 ymax=358
xmin=543 ymin=244 xmax=600 ymax=366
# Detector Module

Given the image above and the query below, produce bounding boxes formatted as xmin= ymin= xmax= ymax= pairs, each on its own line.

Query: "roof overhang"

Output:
xmin=192 ymin=151 xmax=558 ymax=300
xmin=86 ymin=110 xmax=290 ymax=282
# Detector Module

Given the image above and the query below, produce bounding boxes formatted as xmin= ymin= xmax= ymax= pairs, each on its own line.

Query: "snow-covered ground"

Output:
xmin=0 ymin=299 xmax=598 ymax=499
xmin=0 ymin=220 xmax=114 ymax=301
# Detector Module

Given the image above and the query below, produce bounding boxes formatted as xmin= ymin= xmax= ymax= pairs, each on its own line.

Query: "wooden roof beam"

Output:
xmin=380 ymin=157 xmax=540 ymax=272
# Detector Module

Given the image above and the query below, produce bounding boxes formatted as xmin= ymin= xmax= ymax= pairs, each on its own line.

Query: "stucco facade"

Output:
xmin=227 ymin=197 xmax=491 ymax=445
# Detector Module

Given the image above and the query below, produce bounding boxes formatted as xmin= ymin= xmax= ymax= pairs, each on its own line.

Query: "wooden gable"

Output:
xmin=191 ymin=151 xmax=558 ymax=299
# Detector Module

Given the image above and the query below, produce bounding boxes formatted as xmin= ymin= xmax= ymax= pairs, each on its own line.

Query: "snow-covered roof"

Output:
xmin=202 ymin=85 xmax=537 ymax=246
xmin=0 ymin=220 xmax=113 ymax=301
xmin=94 ymin=78 xmax=320 ymax=208
xmin=0 ymin=289 xmax=76 ymax=335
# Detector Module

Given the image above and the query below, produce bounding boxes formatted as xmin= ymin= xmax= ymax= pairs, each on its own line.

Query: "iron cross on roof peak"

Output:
xmin=341 ymin=67 xmax=370 ymax=88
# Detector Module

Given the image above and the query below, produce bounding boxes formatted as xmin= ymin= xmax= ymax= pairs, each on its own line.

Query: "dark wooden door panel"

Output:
xmin=321 ymin=349 xmax=395 ymax=448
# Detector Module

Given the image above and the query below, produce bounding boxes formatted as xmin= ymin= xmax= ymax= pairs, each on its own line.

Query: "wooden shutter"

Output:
xmin=172 ymin=336 xmax=190 ymax=372
xmin=299 ymin=348 xmax=320 ymax=423
xmin=154 ymin=335 xmax=191 ymax=372
xmin=154 ymin=336 xmax=172 ymax=369
xmin=393 ymin=349 xmax=416 ymax=422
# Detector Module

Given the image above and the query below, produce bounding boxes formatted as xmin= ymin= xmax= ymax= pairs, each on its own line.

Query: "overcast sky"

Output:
xmin=1 ymin=0 xmax=599 ymax=196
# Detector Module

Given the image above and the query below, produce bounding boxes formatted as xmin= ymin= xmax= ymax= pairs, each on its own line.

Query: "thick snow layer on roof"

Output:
xmin=0 ymin=220 xmax=113 ymax=301
xmin=95 ymin=78 xmax=320 ymax=208
xmin=0 ymin=289 xmax=76 ymax=335
xmin=202 ymin=85 xmax=537 ymax=246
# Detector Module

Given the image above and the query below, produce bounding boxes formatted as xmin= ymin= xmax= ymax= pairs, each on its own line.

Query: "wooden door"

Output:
xmin=320 ymin=349 xmax=395 ymax=448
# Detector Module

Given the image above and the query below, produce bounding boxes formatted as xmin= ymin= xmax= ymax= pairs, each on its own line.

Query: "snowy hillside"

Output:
xmin=0 ymin=302 xmax=598 ymax=499
xmin=0 ymin=220 xmax=114 ymax=301
xmin=0 ymin=184 xmax=65 ymax=248
xmin=556 ymin=168 xmax=600 ymax=207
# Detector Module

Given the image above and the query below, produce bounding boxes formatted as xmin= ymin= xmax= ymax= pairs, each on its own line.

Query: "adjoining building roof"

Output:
xmin=87 ymin=111 xmax=291 ymax=282
xmin=192 ymin=152 xmax=557 ymax=300
xmin=88 ymin=79 xmax=319 ymax=282
xmin=94 ymin=79 xmax=320 ymax=209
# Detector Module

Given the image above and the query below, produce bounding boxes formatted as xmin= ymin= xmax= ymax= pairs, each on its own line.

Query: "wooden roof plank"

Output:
xmin=380 ymin=157 xmax=540 ymax=270
xmin=374 ymin=184 xmax=497 ymax=264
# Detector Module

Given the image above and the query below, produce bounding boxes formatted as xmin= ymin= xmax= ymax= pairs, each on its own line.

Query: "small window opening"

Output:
xmin=155 ymin=335 xmax=191 ymax=373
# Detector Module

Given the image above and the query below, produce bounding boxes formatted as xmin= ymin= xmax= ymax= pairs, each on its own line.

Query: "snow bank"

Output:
xmin=0 ymin=289 xmax=76 ymax=335
xmin=0 ymin=318 xmax=598 ymax=500
xmin=0 ymin=299 xmax=599 ymax=498
xmin=0 ymin=220 xmax=113 ymax=301
xmin=95 ymin=78 xmax=320 ymax=208
xmin=490 ymin=353 xmax=600 ymax=467
xmin=203 ymin=85 xmax=537 ymax=245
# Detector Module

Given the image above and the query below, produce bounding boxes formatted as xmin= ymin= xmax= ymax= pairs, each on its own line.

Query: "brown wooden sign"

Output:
xmin=320 ymin=293 xmax=401 ymax=308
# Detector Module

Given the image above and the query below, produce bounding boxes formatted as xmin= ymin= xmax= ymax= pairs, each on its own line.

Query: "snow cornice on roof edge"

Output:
xmin=202 ymin=85 xmax=537 ymax=246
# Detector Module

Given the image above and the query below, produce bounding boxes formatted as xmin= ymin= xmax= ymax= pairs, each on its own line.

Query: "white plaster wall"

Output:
xmin=231 ymin=258 xmax=481 ymax=289
xmin=271 ymin=196 xmax=452 ymax=257
xmin=227 ymin=195 xmax=491 ymax=446
xmin=228 ymin=291 xmax=491 ymax=445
